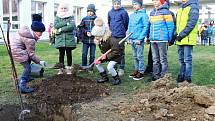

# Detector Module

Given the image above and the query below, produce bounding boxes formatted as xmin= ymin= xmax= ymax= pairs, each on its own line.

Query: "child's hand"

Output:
xmin=136 ymin=41 xmax=141 ymax=45
xmin=94 ymin=60 xmax=101 ymax=65
xmin=101 ymin=54 xmax=107 ymax=60
xmin=87 ymin=32 xmax=92 ymax=37
xmin=127 ymin=40 xmax=131 ymax=44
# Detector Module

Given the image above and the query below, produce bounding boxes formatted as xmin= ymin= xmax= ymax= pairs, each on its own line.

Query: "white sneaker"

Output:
xmin=57 ymin=68 xmax=64 ymax=75
xmin=66 ymin=66 xmax=72 ymax=75
xmin=118 ymin=69 xmax=124 ymax=76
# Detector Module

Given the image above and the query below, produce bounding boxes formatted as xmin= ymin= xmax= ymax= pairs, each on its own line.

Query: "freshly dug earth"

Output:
xmin=2 ymin=73 xmax=215 ymax=121
xmin=77 ymin=74 xmax=215 ymax=121
xmin=0 ymin=74 xmax=109 ymax=121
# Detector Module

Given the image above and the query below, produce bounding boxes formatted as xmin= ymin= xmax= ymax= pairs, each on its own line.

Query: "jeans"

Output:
xmin=178 ymin=45 xmax=193 ymax=81
xmin=82 ymin=43 xmax=96 ymax=66
xmin=20 ymin=61 xmax=31 ymax=85
xmin=151 ymin=42 xmax=168 ymax=79
xmin=131 ymin=41 xmax=144 ymax=74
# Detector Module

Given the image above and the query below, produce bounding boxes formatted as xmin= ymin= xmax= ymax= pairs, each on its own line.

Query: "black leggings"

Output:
xmin=58 ymin=47 xmax=72 ymax=66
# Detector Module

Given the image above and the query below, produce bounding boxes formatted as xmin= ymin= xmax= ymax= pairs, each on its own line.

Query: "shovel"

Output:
xmin=81 ymin=33 xmax=133 ymax=70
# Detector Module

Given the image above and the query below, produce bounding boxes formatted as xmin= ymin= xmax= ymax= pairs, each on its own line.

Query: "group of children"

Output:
xmin=11 ymin=0 xmax=199 ymax=93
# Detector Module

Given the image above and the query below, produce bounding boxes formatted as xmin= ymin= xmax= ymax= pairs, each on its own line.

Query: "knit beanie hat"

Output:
xmin=91 ymin=18 xmax=106 ymax=37
xmin=160 ymin=0 xmax=165 ymax=4
xmin=87 ymin=4 xmax=96 ymax=13
xmin=31 ymin=14 xmax=45 ymax=32
xmin=112 ymin=0 xmax=121 ymax=5
xmin=132 ymin=0 xmax=143 ymax=7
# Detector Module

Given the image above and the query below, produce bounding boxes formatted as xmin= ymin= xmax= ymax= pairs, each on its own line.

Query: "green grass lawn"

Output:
xmin=0 ymin=42 xmax=215 ymax=104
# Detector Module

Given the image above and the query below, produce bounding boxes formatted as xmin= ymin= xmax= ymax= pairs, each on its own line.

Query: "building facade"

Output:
xmin=0 ymin=0 xmax=214 ymax=42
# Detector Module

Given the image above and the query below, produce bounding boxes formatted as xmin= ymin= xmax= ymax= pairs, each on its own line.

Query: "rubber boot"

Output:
xmin=112 ymin=74 xmax=121 ymax=85
xmin=57 ymin=68 xmax=64 ymax=75
xmin=66 ymin=66 xmax=72 ymax=75
xmin=19 ymin=80 xmax=34 ymax=93
xmin=97 ymin=71 xmax=109 ymax=83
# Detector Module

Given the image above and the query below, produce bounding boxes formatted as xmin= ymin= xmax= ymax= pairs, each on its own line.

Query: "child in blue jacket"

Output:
xmin=149 ymin=0 xmax=175 ymax=81
xmin=108 ymin=0 xmax=129 ymax=76
xmin=128 ymin=0 xmax=149 ymax=80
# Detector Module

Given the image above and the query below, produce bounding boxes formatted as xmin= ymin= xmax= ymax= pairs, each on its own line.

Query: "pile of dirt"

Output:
xmin=76 ymin=74 xmax=215 ymax=121
xmin=117 ymin=74 xmax=215 ymax=121
xmin=29 ymin=75 xmax=109 ymax=106
xmin=0 ymin=74 xmax=109 ymax=121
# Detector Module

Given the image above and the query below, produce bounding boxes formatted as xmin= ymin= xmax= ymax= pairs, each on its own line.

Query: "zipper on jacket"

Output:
xmin=160 ymin=28 xmax=162 ymax=40
xmin=188 ymin=35 xmax=190 ymax=43
xmin=152 ymin=10 xmax=158 ymax=41
xmin=177 ymin=8 xmax=184 ymax=36
xmin=89 ymin=20 xmax=92 ymax=43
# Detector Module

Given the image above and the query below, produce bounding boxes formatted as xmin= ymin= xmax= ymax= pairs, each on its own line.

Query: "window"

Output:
xmin=2 ymin=0 xmax=20 ymax=30
xmin=31 ymin=1 xmax=45 ymax=20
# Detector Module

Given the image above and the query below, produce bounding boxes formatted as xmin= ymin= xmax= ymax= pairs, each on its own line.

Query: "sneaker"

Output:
xmin=118 ymin=69 xmax=124 ymax=76
xmin=133 ymin=72 xmax=144 ymax=80
xmin=129 ymin=70 xmax=139 ymax=78
xmin=57 ymin=68 xmax=64 ymax=75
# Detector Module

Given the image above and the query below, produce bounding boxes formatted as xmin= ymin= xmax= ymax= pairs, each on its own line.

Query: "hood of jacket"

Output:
xmin=134 ymin=8 xmax=146 ymax=14
xmin=182 ymin=0 xmax=198 ymax=8
xmin=152 ymin=2 xmax=169 ymax=12
xmin=110 ymin=7 xmax=125 ymax=12
xmin=18 ymin=26 xmax=37 ymax=40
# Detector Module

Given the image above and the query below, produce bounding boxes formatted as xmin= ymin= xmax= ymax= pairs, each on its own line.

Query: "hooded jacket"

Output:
xmin=11 ymin=26 xmax=40 ymax=64
xmin=78 ymin=15 xmax=97 ymax=44
xmin=108 ymin=7 xmax=129 ymax=38
xmin=176 ymin=0 xmax=199 ymax=46
xmin=128 ymin=8 xmax=149 ymax=42
xmin=54 ymin=16 xmax=76 ymax=48
xmin=149 ymin=2 xmax=175 ymax=43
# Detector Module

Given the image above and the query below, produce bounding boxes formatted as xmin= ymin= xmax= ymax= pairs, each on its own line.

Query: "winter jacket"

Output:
xmin=99 ymin=29 xmax=122 ymax=63
xmin=54 ymin=16 xmax=76 ymax=48
xmin=108 ymin=7 xmax=129 ymax=38
xmin=78 ymin=15 xmax=97 ymax=44
xmin=11 ymin=26 xmax=40 ymax=64
xmin=207 ymin=25 xmax=214 ymax=37
xmin=128 ymin=8 xmax=149 ymax=42
xmin=176 ymin=0 xmax=199 ymax=46
xmin=149 ymin=3 xmax=175 ymax=43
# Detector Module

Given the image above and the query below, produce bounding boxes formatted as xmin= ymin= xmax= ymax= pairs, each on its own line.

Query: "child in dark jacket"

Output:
xmin=91 ymin=18 xmax=122 ymax=85
xmin=78 ymin=4 xmax=97 ymax=67
xmin=108 ymin=0 xmax=129 ymax=76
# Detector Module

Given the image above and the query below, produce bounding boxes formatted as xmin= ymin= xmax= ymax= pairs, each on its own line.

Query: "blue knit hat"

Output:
xmin=87 ymin=4 xmax=96 ymax=13
xmin=31 ymin=14 xmax=45 ymax=32
xmin=132 ymin=0 xmax=143 ymax=7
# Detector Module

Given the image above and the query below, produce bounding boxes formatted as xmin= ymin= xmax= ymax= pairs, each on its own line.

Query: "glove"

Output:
xmin=94 ymin=60 xmax=101 ymax=65
xmin=168 ymin=41 xmax=174 ymax=46
xmin=175 ymin=35 xmax=183 ymax=42
xmin=39 ymin=61 xmax=47 ymax=67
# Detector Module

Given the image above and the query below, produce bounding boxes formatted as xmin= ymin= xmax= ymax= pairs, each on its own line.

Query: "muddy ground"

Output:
xmin=1 ymin=74 xmax=215 ymax=121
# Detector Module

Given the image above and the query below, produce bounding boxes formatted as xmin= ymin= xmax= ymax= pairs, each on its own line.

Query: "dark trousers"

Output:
xmin=59 ymin=47 xmax=73 ymax=66
xmin=111 ymin=37 xmax=125 ymax=70
xmin=145 ymin=44 xmax=153 ymax=72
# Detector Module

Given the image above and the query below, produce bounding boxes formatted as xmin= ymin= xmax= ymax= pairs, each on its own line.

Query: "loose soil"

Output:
xmin=1 ymin=74 xmax=215 ymax=121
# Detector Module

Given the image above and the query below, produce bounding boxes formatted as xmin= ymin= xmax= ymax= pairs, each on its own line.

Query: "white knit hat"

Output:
xmin=91 ymin=18 xmax=106 ymax=37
